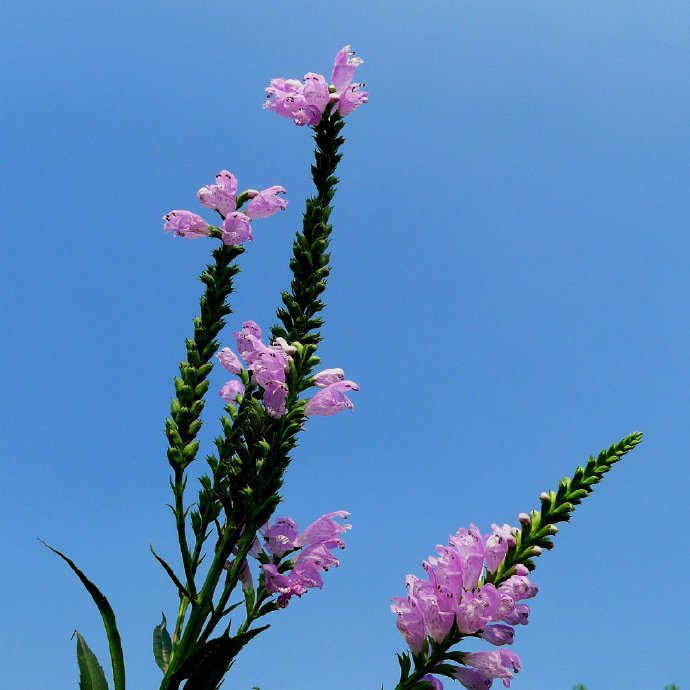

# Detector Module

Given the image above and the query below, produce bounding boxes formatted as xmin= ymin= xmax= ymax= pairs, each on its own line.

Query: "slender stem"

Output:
xmin=173 ymin=468 xmax=197 ymax=599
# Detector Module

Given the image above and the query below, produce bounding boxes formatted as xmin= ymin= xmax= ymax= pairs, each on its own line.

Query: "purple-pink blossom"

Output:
xmin=219 ymin=380 xmax=244 ymax=403
xmin=197 ymin=169 xmax=238 ymax=217
xmin=216 ymin=347 xmax=243 ymax=375
xmin=163 ymin=211 xmax=210 ymax=239
xmin=463 ymin=650 xmax=521 ymax=685
xmin=218 ymin=321 xmax=293 ymax=419
xmin=391 ymin=523 xmax=535 ymax=689
xmin=221 ymin=212 xmax=253 ymax=245
xmin=264 ymin=45 xmax=367 ymax=126
xmin=452 ymin=667 xmax=493 ymax=690
xmin=165 ymin=169 xmax=286 ymax=246
xmin=258 ymin=511 xmax=350 ymax=607
xmin=313 ymin=368 xmax=345 ymax=387
xmin=305 ymin=380 xmax=359 ymax=416
xmin=245 ymin=186 xmax=288 ymax=219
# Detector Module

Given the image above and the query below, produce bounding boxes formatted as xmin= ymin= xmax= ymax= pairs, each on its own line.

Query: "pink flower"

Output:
xmin=463 ymin=650 xmax=521 ymax=685
xmin=478 ymin=624 xmax=515 ymax=647
xmin=330 ymin=45 xmax=368 ymax=117
xmin=227 ymin=320 xmax=291 ymax=418
xmin=484 ymin=524 xmax=515 ymax=574
xmin=295 ymin=510 xmax=351 ymax=549
xmin=312 ymin=368 xmax=345 ymax=387
xmin=263 ymin=45 xmax=367 ymax=126
xmin=216 ymin=347 xmax=243 ymax=375
xmin=261 ymin=517 xmax=299 ymax=558
xmin=272 ymin=337 xmax=297 ymax=358
xmin=304 ymin=380 xmax=359 ymax=416
xmin=263 ymin=381 xmax=288 ymax=419
xmin=452 ymin=667 xmax=493 ymax=690
xmin=245 ymin=185 xmax=288 ymax=219
xmin=221 ymin=211 xmax=252 ymax=246
xmin=250 ymin=349 xmax=288 ymax=389
xmin=197 ymin=169 xmax=238 ymax=218
xmin=390 ymin=595 xmax=425 ymax=655
xmin=163 ymin=210 xmax=210 ymax=239
xmin=219 ymin=379 xmax=244 ymax=403
xmin=259 ymin=511 xmax=350 ymax=607
xmin=391 ymin=522 xmax=536 ymax=682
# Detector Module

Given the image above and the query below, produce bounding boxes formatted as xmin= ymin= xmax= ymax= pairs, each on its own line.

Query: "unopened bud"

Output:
xmin=518 ymin=513 xmax=531 ymax=526
xmin=515 ymin=564 xmax=529 ymax=576
xmin=548 ymin=524 xmax=558 ymax=535
xmin=531 ymin=546 xmax=542 ymax=556
xmin=540 ymin=492 xmax=550 ymax=501
xmin=244 ymin=189 xmax=259 ymax=199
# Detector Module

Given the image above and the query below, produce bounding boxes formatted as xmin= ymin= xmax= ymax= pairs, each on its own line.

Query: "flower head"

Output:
xmin=391 ymin=523 xmax=536 ymax=689
xmin=264 ymin=45 xmax=367 ymax=126
xmin=259 ymin=511 xmax=350 ymax=607
xmin=165 ymin=170 xmax=286 ymax=246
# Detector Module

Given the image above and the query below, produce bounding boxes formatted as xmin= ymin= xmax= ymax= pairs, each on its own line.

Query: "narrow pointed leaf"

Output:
xmin=153 ymin=613 xmax=173 ymax=673
xmin=75 ymin=631 xmax=109 ymax=690
xmin=149 ymin=544 xmax=195 ymax=601
xmin=41 ymin=541 xmax=125 ymax=690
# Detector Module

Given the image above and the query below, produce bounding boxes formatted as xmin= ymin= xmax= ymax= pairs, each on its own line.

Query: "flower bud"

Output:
xmin=518 ymin=513 xmax=531 ymax=526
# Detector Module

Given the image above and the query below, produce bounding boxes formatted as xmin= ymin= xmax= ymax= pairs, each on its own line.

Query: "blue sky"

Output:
xmin=2 ymin=2 xmax=689 ymax=689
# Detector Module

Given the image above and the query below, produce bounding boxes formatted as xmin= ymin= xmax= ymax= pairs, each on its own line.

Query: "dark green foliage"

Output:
xmin=42 ymin=542 xmax=125 ymax=690
xmin=166 ymin=244 xmax=244 ymax=473
xmin=75 ymin=632 xmax=109 ymax=690
xmin=153 ymin=613 xmax=173 ymax=673
xmin=272 ymin=111 xmax=345 ymax=347
xmin=169 ymin=626 xmax=269 ymax=690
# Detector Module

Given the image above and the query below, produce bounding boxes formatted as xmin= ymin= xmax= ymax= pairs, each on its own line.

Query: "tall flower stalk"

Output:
xmin=390 ymin=432 xmax=643 ymax=690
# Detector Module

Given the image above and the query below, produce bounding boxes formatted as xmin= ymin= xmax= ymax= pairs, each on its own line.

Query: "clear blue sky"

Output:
xmin=2 ymin=2 xmax=689 ymax=689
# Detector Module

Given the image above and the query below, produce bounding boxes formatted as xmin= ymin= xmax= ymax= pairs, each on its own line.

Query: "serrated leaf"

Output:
xmin=75 ymin=631 xmax=109 ymax=690
xmin=153 ymin=612 xmax=173 ymax=673
xmin=42 ymin=542 xmax=125 ymax=690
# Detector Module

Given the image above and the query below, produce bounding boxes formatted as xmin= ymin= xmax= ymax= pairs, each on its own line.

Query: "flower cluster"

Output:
xmin=257 ymin=511 xmax=351 ymax=607
xmin=217 ymin=321 xmax=359 ymax=419
xmin=264 ymin=45 xmax=368 ymax=126
xmin=163 ymin=169 xmax=287 ymax=245
xmin=391 ymin=524 xmax=538 ymax=689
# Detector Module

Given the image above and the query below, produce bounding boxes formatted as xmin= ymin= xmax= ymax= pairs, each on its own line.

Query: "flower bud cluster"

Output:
xmin=217 ymin=321 xmax=359 ymax=419
xmin=264 ymin=45 xmax=368 ymax=126
xmin=256 ymin=511 xmax=351 ymax=607
xmin=163 ymin=169 xmax=287 ymax=245
xmin=391 ymin=524 xmax=538 ymax=689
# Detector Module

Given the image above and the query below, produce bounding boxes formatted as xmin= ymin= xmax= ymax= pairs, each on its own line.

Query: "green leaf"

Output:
xmin=172 ymin=626 xmax=269 ymax=689
xmin=149 ymin=544 xmax=195 ymax=601
xmin=153 ymin=613 xmax=173 ymax=673
xmin=41 ymin=541 xmax=125 ymax=690
xmin=75 ymin=631 xmax=109 ymax=690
